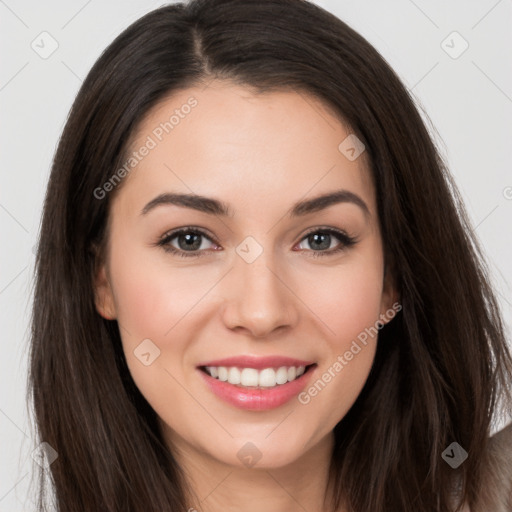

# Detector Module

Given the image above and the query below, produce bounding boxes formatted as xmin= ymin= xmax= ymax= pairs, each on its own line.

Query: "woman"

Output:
xmin=28 ymin=0 xmax=512 ymax=511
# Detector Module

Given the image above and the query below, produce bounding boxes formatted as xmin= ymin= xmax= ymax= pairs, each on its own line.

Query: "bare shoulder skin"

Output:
xmin=471 ymin=422 xmax=512 ymax=512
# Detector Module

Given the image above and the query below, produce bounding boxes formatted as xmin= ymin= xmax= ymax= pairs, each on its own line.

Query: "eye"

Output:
xmin=156 ymin=227 xmax=219 ymax=258
xmin=295 ymin=228 xmax=357 ymax=258
xmin=155 ymin=226 xmax=357 ymax=259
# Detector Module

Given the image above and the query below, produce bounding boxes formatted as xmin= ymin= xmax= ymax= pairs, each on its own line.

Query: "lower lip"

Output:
xmin=197 ymin=365 xmax=317 ymax=411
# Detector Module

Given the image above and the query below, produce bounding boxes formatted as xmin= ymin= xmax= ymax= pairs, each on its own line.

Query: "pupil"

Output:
xmin=179 ymin=233 xmax=201 ymax=251
xmin=177 ymin=232 xmax=331 ymax=252
xmin=310 ymin=233 xmax=330 ymax=250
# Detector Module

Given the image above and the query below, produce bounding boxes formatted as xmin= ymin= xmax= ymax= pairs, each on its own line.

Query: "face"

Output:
xmin=94 ymin=80 xmax=397 ymax=471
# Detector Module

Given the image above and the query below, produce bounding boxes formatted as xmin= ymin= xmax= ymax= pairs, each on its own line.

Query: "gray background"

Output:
xmin=1 ymin=0 xmax=511 ymax=509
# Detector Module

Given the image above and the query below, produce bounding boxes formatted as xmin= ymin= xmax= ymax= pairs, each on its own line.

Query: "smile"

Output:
xmin=200 ymin=365 xmax=310 ymax=388
xmin=197 ymin=362 xmax=317 ymax=411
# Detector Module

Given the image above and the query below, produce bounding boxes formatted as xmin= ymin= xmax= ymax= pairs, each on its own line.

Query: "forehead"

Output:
xmin=112 ymin=81 xmax=375 ymax=220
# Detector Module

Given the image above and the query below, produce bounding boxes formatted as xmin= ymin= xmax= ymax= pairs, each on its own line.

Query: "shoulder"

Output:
xmin=469 ymin=422 xmax=512 ymax=512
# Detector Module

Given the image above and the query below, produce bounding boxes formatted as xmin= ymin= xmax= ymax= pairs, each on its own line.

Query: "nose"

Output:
xmin=220 ymin=248 xmax=299 ymax=338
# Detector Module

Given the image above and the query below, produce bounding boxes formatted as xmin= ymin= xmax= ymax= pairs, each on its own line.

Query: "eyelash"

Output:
xmin=155 ymin=226 xmax=357 ymax=259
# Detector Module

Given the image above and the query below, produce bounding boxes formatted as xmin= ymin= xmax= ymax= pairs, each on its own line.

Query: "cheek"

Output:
xmin=109 ymin=243 xmax=218 ymax=341
xmin=294 ymin=251 xmax=383 ymax=422
xmin=107 ymin=245 xmax=217 ymax=404
xmin=299 ymin=253 xmax=384 ymax=346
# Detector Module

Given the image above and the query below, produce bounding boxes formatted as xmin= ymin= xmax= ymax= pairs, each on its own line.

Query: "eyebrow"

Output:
xmin=140 ymin=189 xmax=370 ymax=218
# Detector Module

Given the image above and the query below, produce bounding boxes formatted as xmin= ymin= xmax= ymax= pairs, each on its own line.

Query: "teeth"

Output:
xmin=257 ymin=368 xmax=275 ymax=387
xmin=217 ymin=367 xmax=228 ymax=381
xmin=228 ymin=367 xmax=241 ymax=385
xmin=276 ymin=366 xmax=288 ymax=385
xmin=239 ymin=368 xmax=258 ymax=386
xmin=204 ymin=365 xmax=307 ymax=388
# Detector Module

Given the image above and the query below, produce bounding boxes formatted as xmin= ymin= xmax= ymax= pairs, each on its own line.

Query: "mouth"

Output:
xmin=196 ymin=363 xmax=318 ymax=411
xmin=198 ymin=363 xmax=317 ymax=389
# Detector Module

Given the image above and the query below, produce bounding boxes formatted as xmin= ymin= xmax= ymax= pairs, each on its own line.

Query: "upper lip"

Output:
xmin=196 ymin=355 xmax=316 ymax=370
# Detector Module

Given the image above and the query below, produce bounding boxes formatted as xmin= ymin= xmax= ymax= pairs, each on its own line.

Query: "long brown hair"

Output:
xmin=28 ymin=0 xmax=512 ymax=510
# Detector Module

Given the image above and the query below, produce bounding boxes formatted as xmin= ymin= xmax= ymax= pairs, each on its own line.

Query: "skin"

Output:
xmin=94 ymin=80 xmax=398 ymax=512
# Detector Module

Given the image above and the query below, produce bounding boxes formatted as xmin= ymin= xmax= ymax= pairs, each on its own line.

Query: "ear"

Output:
xmin=378 ymin=260 xmax=400 ymax=326
xmin=93 ymin=259 xmax=117 ymax=321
